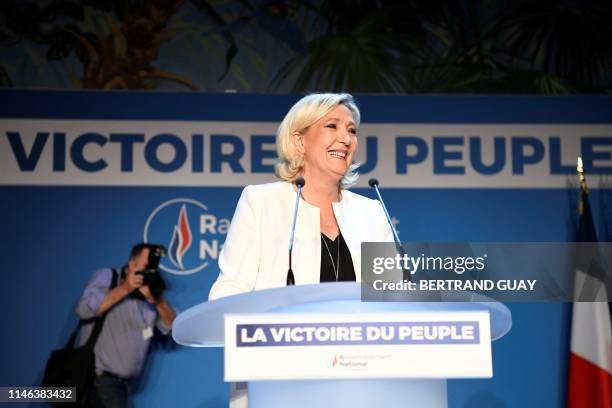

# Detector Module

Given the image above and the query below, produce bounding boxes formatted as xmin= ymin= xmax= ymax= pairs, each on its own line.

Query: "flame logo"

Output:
xmin=168 ymin=204 xmax=192 ymax=269
xmin=332 ymin=355 xmax=338 ymax=367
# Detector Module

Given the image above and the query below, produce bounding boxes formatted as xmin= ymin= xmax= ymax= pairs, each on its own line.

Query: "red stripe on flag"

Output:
xmin=567 ymin=352 xmax=612 ymax=408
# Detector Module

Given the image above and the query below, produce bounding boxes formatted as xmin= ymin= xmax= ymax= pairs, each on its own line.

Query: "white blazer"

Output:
xmin=209 ymin=181 xmax=394 ymax=300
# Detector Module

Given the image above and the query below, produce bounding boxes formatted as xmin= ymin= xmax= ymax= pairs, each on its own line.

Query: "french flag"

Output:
xmin=567 ymin=170 xmax=611 ymax=408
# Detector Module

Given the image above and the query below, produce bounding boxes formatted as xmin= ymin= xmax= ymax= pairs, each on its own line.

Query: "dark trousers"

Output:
xmin=86 ymin=373 xmax=129 ymax=408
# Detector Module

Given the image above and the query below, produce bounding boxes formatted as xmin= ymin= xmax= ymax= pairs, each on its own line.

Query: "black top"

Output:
xmin=320 ymin=232 xmax=356 ymax=282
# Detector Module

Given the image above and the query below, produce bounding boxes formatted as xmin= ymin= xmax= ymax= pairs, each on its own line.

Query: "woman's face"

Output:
xmin=295 ymin=104 xmax=358 ymax=184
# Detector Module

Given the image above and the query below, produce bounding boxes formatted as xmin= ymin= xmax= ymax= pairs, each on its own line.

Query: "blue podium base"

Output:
xmin=249 ymin=379 xmax=447 ymax=408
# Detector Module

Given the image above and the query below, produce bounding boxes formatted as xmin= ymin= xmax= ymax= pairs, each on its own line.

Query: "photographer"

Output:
xmin=75 ymin=243 xmax=176 ymax=408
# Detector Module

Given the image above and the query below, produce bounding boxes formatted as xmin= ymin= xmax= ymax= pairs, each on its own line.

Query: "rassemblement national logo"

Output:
xmin=143 ymin=198 xmax=229 ymax=275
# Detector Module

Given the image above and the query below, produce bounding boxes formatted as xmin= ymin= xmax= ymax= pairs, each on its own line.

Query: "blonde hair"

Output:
xmin=275 ymin=93 xmax=361 ymax=189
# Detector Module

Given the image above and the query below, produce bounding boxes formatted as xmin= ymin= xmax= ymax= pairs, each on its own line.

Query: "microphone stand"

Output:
xmin=287 ymin=177 xmax=305 ymax=285
xmin=369 ymin=178 xmax=410 ymax=282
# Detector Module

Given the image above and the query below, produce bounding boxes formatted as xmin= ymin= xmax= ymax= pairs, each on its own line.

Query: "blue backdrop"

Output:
xmin=0 ymin=91 xmax=611 ymax=407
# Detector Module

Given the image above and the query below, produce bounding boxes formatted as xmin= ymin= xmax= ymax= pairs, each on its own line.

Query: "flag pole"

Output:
xmin=576 ymin=157 xmax=587 ymax=215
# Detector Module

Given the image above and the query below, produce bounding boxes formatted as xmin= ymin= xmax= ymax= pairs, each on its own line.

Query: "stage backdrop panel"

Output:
xmin=0 ymin=91 xmax=610 ymax=408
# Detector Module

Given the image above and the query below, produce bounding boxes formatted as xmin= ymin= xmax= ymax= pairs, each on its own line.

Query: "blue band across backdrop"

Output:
xmin=1 ymin=90 xmax=611 ymax=123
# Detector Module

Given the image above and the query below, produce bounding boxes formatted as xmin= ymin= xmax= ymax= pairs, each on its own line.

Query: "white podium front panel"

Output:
xmin=225 ymin=311 xmax=491 ymax=381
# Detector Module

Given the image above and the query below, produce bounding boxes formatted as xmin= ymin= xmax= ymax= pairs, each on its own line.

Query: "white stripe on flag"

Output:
xmin=571 ymin=270 xmax=612 ymax=374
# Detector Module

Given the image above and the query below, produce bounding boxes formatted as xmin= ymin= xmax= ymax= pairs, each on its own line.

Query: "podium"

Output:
xmin=173 ymin=282 xmax=512 ymax=408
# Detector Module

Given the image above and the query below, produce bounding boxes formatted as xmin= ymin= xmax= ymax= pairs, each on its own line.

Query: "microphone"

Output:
xmin=368 ymin=178 xmax=401 ymax=244
xmin=287 ymin=177 xmax=305 ymax=285
xmin=368 ymin=178 xmax=409 ymax=281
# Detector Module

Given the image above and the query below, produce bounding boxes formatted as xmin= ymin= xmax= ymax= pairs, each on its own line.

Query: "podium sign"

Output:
xmin=225 ymin=311 xmax=492 ymax=381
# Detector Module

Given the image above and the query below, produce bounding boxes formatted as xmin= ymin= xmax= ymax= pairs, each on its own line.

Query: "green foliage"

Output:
xmin=1 ymin=0 xmax=610 ymax=93
xmin=271 ymin=0 xmax=612 ymax=93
